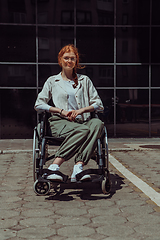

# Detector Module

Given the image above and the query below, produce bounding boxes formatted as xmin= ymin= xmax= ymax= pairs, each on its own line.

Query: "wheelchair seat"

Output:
xmin=33 ymin=111 xmax=111 ymax=196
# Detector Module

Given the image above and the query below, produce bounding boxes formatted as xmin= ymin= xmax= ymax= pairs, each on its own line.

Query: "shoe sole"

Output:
xmin=71 ymin=175 xmax=91 ymax=183
xmin=47 ymin=175 xmax=63 ymax=182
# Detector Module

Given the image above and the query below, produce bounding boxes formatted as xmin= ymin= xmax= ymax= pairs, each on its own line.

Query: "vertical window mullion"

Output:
xmin=149 ymin=0 xmax=152 ymax=137
xmin=74 ymin=0 xmax=76 ymax=46
xmin=36 ymin=0 xmax=38 ymax=95
xmin=36 ymin=0 xmax=39 ymax=125
xmin=114 ymin=0 xmax=117 ymax=137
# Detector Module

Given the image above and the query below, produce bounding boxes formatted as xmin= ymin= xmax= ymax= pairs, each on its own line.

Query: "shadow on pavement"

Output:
xmin=45 ymin=173 xmax=125 ymax=201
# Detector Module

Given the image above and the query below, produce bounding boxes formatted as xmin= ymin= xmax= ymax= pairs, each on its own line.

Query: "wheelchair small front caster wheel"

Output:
xmin=33 ymin=180 xmax=50 ymax=196
xmin=102 ymin=177 xmax=111 ymax=194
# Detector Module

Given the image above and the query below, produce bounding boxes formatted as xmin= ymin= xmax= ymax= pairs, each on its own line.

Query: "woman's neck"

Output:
xmin=61 ymin=70 xmax=74 ymax=81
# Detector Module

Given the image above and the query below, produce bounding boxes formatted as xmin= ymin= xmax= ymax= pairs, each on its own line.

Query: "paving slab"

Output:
xmin=0 ymin=138 xmax=160 ymax=239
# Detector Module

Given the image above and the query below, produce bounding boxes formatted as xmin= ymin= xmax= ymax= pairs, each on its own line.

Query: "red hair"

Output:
xmin=58 ymin=44 xmax=84 ymax=87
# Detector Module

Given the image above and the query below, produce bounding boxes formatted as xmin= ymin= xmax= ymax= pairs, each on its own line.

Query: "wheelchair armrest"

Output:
xmin=38 ymin=111 xmax=51 ymax=122
xmin=91 ymin=111 xmax=102 ymax=119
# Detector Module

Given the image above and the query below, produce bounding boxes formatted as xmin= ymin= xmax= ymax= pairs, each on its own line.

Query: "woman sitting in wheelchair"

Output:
xmin=34 ymin=44 xmax=104 ymax=182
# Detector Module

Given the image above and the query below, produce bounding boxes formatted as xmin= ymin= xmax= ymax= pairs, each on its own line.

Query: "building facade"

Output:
xmin=0 ymin=0 xmax=160 ymax=138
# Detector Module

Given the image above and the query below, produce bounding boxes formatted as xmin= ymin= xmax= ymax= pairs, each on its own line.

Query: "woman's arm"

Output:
xmin=49 ymin=106 xmax=69 ymax=118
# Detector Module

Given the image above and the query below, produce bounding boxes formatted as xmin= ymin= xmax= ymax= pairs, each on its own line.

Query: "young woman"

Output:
xmin=35 ymin=44 xmax=104 ymax=182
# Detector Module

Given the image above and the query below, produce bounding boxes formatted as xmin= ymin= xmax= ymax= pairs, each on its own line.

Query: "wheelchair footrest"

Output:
xmin=43 ymin=169 xmax=69 ymax=183
xmin=37 ymin=176 xmax=50 ymax=183
xmin=76 ymin=168 xmax=107 ymax=181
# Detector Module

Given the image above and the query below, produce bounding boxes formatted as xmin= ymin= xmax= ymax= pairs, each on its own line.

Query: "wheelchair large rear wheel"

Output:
xmin=33 ymin=128 xmax=40 ymax=182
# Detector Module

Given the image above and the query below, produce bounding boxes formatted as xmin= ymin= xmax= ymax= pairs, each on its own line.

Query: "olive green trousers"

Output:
xmin=48 ymin=115 xmax=104 ymax=165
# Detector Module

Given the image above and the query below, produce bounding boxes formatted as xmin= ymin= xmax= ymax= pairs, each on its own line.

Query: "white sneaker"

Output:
xmin=71 ymin=164 xmax=91 ymax=183
xmin=47 ymin=164 xmax=63 ymax=182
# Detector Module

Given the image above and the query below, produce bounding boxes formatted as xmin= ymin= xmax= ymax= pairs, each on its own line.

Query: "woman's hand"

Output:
xmin=67 ymin=109 xmax=83 ymax=121
xmin=66 ymin=106 xmax=95 ymax=121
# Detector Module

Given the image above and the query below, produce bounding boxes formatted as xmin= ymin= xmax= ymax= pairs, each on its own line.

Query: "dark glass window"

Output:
xmin=0 ymin=89 xmax=36 ymax=139
xmin=61 ymin=11 xmax=74 ymax=24
xmin=78 ymin=65 xmax=114 ymax=87
xmin=116 ymin=0 xmax=150 ymax=25
xmin=152 ymin=0 xmax=160 ymax=25
xmin=117 ymin=65 xmax=149 ymax=87
xmin=77 ymin=11 xmax=91 ymax=24
xmin=0 ymin=26 xmax=36 ymax=62
xmin=151 ymin=27 xmax=160 ymax=63
xmin=38 ymin=27 xmax=74 ymax=63
xmin=0 ymin=0 xmax=160 ymax=138
xmin=0 ymin=65 xmax=36 ymax=87
xmin=152 ymin=66 xmax=160 ymax=87
xmin=116 ymin=89 xmax=149 ymax=137
xmin=77 ymin=27 xmax=114 ymax=63
xmin=136 ymin=0 xmax=150 ymax=25
xmin=97 ymin=1 xmax=114 ymax=25
xmin=152 ymin=89 xmax=160 ymax=105
xmin=37 ymin=0 xmax=74 ymax=24
xmin=98 ymin=11 xmax=113 ymax=25
xmin=38 ymin=12 xmax=48 ymax=24
xmin=151 ymin=89 xmax=160 ymax=137
xmin=117 ymin=27 xmax=149 ymax=63
xmin=0 ymin=0 xmax=35 ymax=23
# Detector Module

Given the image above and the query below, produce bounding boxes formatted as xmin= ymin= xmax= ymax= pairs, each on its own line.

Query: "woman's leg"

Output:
xmin=53 ymin=123 xmax=90 ymax=161
xmin=48 ymin=116 xmax=103 ymax=181
xmin=74 ymin=118 xmax=104 ymax=165
xmin=47 ymin=116 xmax=90 ymax=180
xmin=70 ymin=118 xmax=104 ymax=182
xmin=48 ymin=115 xmax=90 ymax=161
xmin=52 ymin=157 xmax=65 ymax=166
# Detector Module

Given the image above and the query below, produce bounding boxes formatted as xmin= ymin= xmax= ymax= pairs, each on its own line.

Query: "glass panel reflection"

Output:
xmin=152 ymin=0 xmax=160 ymax=25
xmin=151 ymin=28 xmax=160 ymax=63
xmin=37 ymin=0 xmax=74 ymax=24
xmin=117 ymin=65 xmax=149 ymax=87
xmin=0 ymin=65 xmax=36 ymax=87
xmin=0 ymin=89 xmax=36 ymax=139
xmin=76 ymin=0 xmax=114 ymax=25
xmin=117 ymin=27 xmax=149 ymax=63
xmin=116 ymin=89 xmax=149 ymax=137
xmin=38 ymin=27 xmax=74 ymax=62
xmin=77 ymin=27 xmax=114 ymax=63
xmin=0 ymin=0 xmax=35 ymax=24
xmin=79 ymin=65 xmax=114 ymax=87
xmin=151 ymin=90 xmax=160 ymax=137
xmin=0 ymin=26 xmax=36 ymax=62
xmin=152 ymin=66 xmax=160 ymax=87
xmin=116 ymin=0 xmax=150 ymax=25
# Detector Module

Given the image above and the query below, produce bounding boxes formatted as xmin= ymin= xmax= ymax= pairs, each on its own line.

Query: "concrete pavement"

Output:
xmin=0 ymin=138 xmax=160 ymax=239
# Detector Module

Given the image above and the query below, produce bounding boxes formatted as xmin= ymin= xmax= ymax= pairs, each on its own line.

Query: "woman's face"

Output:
xmin=60 ymin=51 xmax=77 ymax=71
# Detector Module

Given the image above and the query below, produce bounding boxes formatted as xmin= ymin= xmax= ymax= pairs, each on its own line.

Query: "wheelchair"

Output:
xmin=33 ymin=111 xmax=111 ymax=196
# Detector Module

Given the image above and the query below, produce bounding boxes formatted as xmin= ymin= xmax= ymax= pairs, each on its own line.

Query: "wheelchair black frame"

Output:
xmin=33 ymin=111 xmax=111 ymax=195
